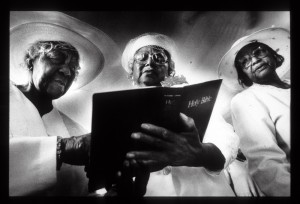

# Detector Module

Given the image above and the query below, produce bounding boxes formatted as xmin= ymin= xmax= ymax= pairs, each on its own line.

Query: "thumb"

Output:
xmin=179 ymin=112 xmax=197 ymax=132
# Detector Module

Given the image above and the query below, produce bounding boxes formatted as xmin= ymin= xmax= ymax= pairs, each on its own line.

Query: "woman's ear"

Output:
xmin=127 ymin=59 xmax=134 ymax=81
xmin=274 ymin=53 xmax=284 ymax=68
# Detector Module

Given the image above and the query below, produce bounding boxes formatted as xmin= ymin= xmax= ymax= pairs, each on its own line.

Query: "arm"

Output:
xmin=9 ymin=82 xmax=57 ymax=195
xmin=231 ymin=93 xmax=290 ymax=196
xmin=9 ymin=82 xmax=91 ymax=196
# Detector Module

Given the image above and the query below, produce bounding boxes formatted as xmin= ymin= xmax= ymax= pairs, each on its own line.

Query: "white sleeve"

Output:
xmin=9 ymin=136 xmax=57 ymax=196
xmin=203 ymin=110 xmax=239 ymax=171
xmin=231 ymin=92 xmax=290 ymax=196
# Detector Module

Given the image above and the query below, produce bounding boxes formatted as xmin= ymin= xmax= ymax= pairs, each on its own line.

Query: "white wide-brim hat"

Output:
xmin=10 ymin=11 xmax=121 ymax=90
xmin=217 ymin=27 xmax=290 ymax=93
xmin=121 ymin=33 xmax=177 ymax=73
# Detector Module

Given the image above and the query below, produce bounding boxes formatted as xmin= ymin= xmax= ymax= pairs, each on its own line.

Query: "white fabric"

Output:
xmin=225 ymin=159 xmax=262 ymax=196
xmin=144 ymin=109 xmax=239 ymax=196
xmin=231 ymin=83 xmax=290 ymax=196
xmin=9 ymin=82 xmax=89 ymax=196
xmin=204 ymin=110 xmax=239 ymax=170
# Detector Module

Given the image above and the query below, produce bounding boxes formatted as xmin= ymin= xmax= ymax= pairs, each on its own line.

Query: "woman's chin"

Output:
xmin=46 ymin=87 xmax=66 ymax=99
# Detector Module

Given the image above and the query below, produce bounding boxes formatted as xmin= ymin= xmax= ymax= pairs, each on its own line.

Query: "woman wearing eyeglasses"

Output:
xmin=124 ymin=33 xmax=176 ymax=87
xmin=218 ymin=27 xmax=290 ymax=196
xmin=100 ymin=33 xmax=239 ymax=197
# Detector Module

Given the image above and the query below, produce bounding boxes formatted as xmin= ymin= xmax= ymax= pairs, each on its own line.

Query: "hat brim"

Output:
xmin=217 ymin=27 xmax=290 ymax=93
xmin=10 ymin=22 xmax=104 ymax=90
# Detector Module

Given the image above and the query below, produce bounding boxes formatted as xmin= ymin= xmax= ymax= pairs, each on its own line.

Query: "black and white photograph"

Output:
xmin=7 ymin=9 xmax=291 ymax=199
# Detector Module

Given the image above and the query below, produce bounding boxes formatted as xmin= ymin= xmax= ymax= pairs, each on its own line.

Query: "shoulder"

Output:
xmin=10 ymin=81 xmax=24 ymax=100
xmin=230 ymin=87 xmax=265 ymax=115
xmin=231 ymin=88 xmax=255 ymax=106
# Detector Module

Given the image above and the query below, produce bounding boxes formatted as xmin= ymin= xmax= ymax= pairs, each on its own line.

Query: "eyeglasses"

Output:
xmin=237 ymin=46 xmax=269 ymax=69
xmin=134 ymin=51 xmax=169 ymax=65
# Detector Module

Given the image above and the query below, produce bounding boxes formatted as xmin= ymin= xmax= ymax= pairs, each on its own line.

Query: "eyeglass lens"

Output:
xmin=135 ymin=52 xmax=168 ymax=64
xmin=239 ymin=46 xmax=268 ymax=68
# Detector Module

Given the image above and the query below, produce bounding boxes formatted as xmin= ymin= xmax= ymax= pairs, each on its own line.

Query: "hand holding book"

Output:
xmin=88 ymin=79 xmax=222 ymax=192
xmin=124 ymin=113 xmax=225 ymax=174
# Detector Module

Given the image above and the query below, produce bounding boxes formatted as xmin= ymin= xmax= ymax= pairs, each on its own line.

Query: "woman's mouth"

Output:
xmin=142 ymin=67 xmax=158 ymax=76
xmin=254 ymin=63 xmax=268 ymax=73
xmin=54 ymin=79 xmax=67 ymax=86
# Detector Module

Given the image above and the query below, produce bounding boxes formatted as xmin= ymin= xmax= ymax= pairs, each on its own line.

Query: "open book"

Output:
xmin=88 ymin=79 xmax=222 ymax=192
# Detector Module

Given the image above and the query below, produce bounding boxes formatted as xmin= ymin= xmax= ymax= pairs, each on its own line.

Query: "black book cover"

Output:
xmin=88 ymin=79 xmax=222 ymax=192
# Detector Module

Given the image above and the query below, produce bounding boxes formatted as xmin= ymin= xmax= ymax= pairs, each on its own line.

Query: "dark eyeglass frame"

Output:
xmin=134 ymin=51 xmax=169 ymax=65
xmin=238 ymin=46 xmax=269 ymax=70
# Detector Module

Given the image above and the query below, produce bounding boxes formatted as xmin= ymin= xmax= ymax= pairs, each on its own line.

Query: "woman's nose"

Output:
xmin=145 ymin=55 xmax=155 ymax=66
xmin=251 ymin=56 xmax=261 ymax=65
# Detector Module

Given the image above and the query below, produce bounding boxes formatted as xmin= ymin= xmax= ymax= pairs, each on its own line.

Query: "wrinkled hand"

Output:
xmin=61 ymin=133 xmax=91 ymax=166
xmin=125 ymin=113 xmax=206 ymax=172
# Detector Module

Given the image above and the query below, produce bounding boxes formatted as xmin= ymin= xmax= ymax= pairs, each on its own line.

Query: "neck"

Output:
xmin=18 ymin=83 xmax=54 ymax=116
xmin=257 ymin=73 xmax=290 ymax=89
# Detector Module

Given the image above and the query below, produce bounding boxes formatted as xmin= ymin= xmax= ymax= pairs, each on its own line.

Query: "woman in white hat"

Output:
xmin=9 ymin=11 xmax=117 ymax=196
xmin=218 ymin=27 xmax=290 ymax=196
xmin=106 ymin=32 xmax=239 ymax=196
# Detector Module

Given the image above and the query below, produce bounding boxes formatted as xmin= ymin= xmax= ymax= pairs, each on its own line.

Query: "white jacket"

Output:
xmin=231 ymin=83 xmax=290 ymax=196
xmin=9 ymin=82 xmax=89 ymax=196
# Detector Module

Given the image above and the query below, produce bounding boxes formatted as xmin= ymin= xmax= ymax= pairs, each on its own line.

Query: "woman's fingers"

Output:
xmin=140 ymin=123 xmax=176 ymax=142
xmin=126 ymin=151 xmax=162 ymax=161
xmin=131 ymin=132 xmax=171 ymax=148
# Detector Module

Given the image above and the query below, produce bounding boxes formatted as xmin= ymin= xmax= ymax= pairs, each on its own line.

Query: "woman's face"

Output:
xmin=31 ymin=49 xmax=78 ymax=99
xmin=236 ymin=43 xmax=278 ymax=83
xmin=132 ymin=46 xmax=170 ymax=87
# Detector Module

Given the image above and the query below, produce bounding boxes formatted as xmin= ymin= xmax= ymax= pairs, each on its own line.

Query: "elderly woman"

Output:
xmin=218 ymin=27 xmax=290 ymax=196
xmin=9 ymin=12 xmax=115 ymax=196
xmin=105 ymin=33 xmax=239 ymax=196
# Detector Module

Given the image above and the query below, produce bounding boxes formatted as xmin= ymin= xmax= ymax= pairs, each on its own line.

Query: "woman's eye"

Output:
xmin=154 ymin=54 xmax=164 ymax=62
xmin=46 ymin=52 xmax=66 ymax=64
xmin=140 ymin=54 xmax=147 ymax=60
xmin=253 ymin=49 xmax=263 ymax=57
xmin=239 ymin=58 xmax=248 ymax=66
xmin=51 ymin=58 xmax=64 ymax=64
xmin=135 ymin=53 xmax=147 ymax=61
